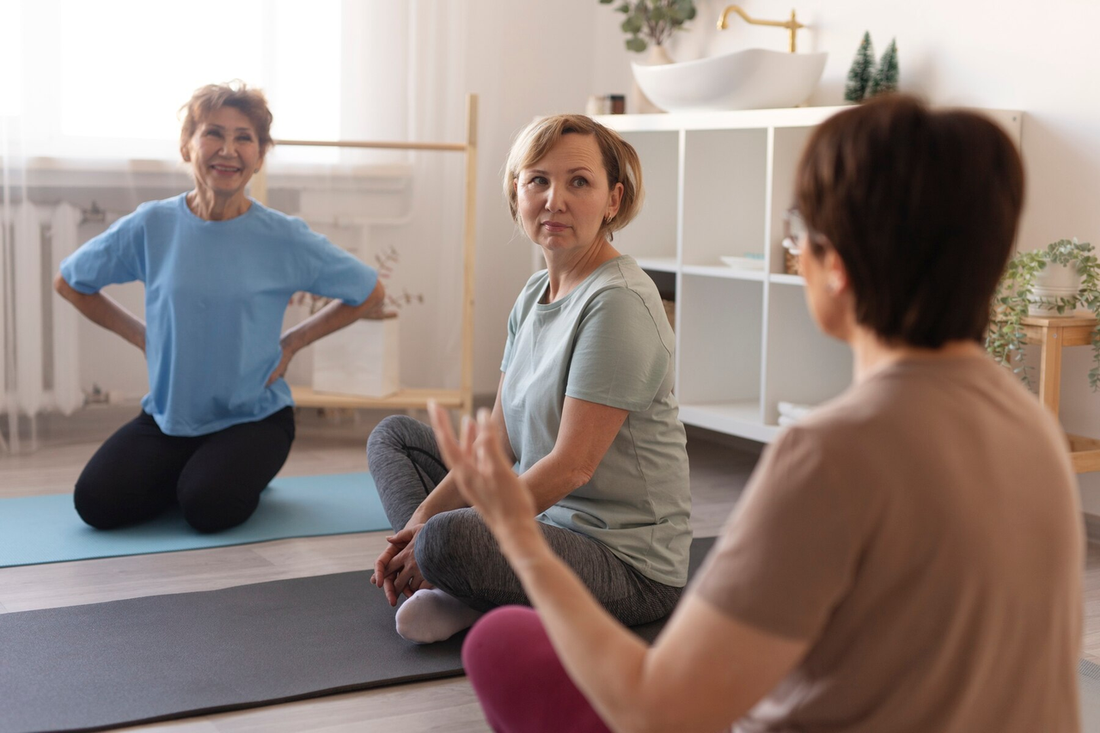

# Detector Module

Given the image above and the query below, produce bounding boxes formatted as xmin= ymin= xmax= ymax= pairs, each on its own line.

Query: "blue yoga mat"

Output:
xmin=0 ymin=472 xmax=390 ymax=568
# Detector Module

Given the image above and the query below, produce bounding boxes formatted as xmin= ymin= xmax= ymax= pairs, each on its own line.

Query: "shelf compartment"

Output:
xmin=679 ymin=401 xmax=776 ymax=443
xmin=761 ymin=284 xmax=852 ymax=425
xmin=616 ymin=131 xmax=678 ymax=262
xmin=767 ymin=125 xmax=817 ymax=275
xmin=677 ymin=275 xmax=763 ymax=406
xmin=682 ymin=128 xmax=767 ymax=267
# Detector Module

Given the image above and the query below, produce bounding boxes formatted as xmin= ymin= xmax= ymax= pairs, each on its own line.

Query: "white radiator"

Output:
xmin=0 ymin=201 xmax=83 ymax=433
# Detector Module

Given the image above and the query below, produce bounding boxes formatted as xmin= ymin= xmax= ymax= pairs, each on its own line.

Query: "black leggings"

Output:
xmin=73 ymin=407 xmax=295 ymax=533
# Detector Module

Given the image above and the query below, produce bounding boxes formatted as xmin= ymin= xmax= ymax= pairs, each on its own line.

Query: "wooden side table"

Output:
xmin=1018 ymin=315 xmax=1100 ymax=473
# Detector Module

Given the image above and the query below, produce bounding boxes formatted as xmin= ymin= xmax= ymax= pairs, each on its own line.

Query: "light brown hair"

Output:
xmin=504 ymin=114 xmax=644 ymax=243
xmin=179 ymin=80 xmax=274 ymax=159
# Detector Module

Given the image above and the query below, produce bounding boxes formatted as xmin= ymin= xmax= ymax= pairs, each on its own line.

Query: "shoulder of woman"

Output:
xmin=513 ymin=269 xmax=549 ymax=303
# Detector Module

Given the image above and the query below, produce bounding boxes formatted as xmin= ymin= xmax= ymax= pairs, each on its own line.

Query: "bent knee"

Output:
xmin=463 ymin=606 xmax=544 ymax=674
xmin=179 ymin=489 xmax=256 ymax=533
xmin=73 ymin=483 xmax=125 ymax=530
xmin=367 ymin=415 xmax=421 ymax=454
xmin=415 ymin=509 xmax=493 ymax=594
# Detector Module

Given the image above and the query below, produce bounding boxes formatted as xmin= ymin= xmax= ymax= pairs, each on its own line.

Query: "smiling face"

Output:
xmin=181 ymin=105 xmax=262 ymax=201
xmin=515 ymin=134 xmax=623 ymax=255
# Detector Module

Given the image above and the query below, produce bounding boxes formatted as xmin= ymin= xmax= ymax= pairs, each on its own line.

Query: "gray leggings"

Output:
xmin=365 ymin=415 xmax=682 ymax=626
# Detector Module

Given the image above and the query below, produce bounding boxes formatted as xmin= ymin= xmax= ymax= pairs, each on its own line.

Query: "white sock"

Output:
xmin=394 ymin=588 xmax=484 ymax=644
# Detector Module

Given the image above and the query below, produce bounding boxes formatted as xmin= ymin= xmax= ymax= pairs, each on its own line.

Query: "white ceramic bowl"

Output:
xmin=632 ymin=48 xmax=828 ymax=112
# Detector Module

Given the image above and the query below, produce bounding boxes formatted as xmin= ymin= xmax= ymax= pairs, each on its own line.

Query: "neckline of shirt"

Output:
xmin=177 ymin=192 xmax=262 ymax=225
xmin=535 ymin=255 xmax=631 ymax=311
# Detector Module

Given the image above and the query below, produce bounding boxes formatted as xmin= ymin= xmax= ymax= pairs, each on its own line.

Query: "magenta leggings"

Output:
xmin=463 ymin=606 xmax=612 ymax=733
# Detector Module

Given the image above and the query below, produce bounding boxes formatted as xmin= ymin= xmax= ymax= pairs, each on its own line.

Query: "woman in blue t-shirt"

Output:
xmin=54 ymin=81 xmax=384 ymax=533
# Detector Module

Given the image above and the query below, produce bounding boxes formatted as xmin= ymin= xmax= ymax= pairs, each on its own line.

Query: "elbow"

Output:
xmin=354 ymin=279 xmax=386 ymax=318
xmin=367 ymin=279 xmax=386 ymax=307
xmin=53 ymin=272 xmax=73 ymax=299
xmin=566 ymin=464 xmax=596 ymax=492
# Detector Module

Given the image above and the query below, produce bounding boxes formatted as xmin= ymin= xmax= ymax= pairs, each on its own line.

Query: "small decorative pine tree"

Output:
xmin=844 ymin=32 xmax=875 ymax=103
xmin=868 ymin=39 xmax=899 ymax=97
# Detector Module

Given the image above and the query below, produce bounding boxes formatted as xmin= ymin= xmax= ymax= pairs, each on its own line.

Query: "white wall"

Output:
xmin=578 ymin=0 xmax=1100 ymax=506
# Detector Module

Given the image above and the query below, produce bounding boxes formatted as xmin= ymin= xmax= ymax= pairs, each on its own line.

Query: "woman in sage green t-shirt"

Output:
xmin=365 ymin=114 xmax=692 ymax=644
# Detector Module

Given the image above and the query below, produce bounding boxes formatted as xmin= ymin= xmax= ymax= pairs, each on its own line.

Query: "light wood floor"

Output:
xmin=0 ymin=415 xmax=759 ymax=732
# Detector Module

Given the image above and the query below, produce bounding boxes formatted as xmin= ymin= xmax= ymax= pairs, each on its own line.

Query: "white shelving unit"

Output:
xmin=598 ymin=105 xmax=1022 ymax=444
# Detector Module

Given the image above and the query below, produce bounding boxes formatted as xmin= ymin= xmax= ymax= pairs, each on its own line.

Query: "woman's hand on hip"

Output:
xmin=266 ymin=332 xmax=303 ymax=387
xmin=428 ymin=403 xmax=542 ymax=557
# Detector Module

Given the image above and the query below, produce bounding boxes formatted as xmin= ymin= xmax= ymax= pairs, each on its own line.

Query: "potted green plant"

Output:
xmin=986 ymin=238 xmax=1100 ymax=390
xmin=599 ymin=0 xmax=696 ymax=58
xmin=600 ymin=0 xmax=696 ymax=114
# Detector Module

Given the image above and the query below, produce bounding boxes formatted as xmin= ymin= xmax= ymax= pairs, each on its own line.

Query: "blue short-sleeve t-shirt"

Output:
xmin=60 ymin=194 xmax=378 ymax=436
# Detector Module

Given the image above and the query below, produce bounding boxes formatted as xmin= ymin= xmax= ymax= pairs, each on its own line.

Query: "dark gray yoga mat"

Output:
xmin=0 ymin=537 xmax=716 ymax=733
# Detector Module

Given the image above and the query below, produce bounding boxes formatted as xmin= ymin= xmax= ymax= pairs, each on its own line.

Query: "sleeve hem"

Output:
xmin=564 ymin=388 xmax=650 ymax=412
xmin=690 ymin=587 xmax=815 ymax=643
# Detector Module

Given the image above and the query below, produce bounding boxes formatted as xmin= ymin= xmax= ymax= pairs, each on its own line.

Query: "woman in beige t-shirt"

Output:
xmin=428 ymin=95 xmax=1083 ymax=733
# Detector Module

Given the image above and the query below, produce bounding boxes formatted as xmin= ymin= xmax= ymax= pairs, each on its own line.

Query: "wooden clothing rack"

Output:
xmin=251 ymin=94 xmax=478 ymax=417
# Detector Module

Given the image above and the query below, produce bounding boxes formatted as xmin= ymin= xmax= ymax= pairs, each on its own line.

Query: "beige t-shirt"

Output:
xmin=692 ymin=354 xmax=1083 ymax=733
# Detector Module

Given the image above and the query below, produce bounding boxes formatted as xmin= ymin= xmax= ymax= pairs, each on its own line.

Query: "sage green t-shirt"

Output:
xmin=501 ymin=255 xmax=692 ymax=587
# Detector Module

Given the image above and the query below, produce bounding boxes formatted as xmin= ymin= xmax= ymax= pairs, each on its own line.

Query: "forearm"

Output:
xmin=283 ymin=282 xmax=386 ymax=351
xmin=408 ymin=472 xmax=470 ymax=524
xmin=56 ymin=280 xmax=145 ymax=351
xmin=518 ymin=449 xmax=591 ymax=514
xmin=416 ymin=458 xmax=564 ymax=524
xmin=500 ymin=523 xmax=654 ymax=733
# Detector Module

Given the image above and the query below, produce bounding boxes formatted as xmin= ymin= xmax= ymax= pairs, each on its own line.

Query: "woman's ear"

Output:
xmin=607 ymin=181 xmax=624 ymax=220
xmin=822 ymin=247 xmax=849 ymax=296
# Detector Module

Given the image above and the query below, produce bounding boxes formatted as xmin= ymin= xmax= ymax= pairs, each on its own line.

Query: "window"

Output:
xmin=3 ymin=0 xmax=341 ymax=162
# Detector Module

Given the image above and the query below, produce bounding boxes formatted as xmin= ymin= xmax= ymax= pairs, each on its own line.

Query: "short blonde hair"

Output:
xmin=504 ymin=115 xmax=644 ymax=242
xmin=179 ymin=80 xmax=274 ymax=159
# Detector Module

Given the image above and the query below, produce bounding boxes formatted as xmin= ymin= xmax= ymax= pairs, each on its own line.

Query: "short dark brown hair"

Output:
xmin=504 ymin=114 xmax=644 ymax=243
xmin=179 ymin=80 xmax=274 ymax=158
xmin=795 ymin=95 xmax=1025 ymax=347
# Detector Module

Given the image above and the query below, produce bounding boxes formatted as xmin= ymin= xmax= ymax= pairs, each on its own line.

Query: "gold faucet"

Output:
xmin=717 ymin=6 xmax=804 ymax=53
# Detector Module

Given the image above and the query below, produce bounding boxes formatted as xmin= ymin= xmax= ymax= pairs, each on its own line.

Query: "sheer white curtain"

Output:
xmin=334 ymin=0 xmax=471 ymax=390
xmin=0 ymin=0 xmax=472 ymax=448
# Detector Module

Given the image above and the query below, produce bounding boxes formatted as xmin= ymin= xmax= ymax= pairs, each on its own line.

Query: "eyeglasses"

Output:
xmin=782 ymin=208 xmax=808 ymax=257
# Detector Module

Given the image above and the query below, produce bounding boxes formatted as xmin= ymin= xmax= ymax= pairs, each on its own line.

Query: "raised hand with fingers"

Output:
xmin=427 ymin=403 xmax=538 ymax=549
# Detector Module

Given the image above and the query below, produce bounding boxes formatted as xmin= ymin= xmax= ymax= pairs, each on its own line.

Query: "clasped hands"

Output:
xmin=370 ymin=520 xmax=433 ymax=607
xmin=369 ymin=403 xmax=540 ymax=606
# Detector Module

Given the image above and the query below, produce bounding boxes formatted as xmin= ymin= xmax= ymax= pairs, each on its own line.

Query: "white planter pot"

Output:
xmin=1028 ymin=262 xmax=1084 ymax=317
xmin=312 ymin=318 xmax=400 ymax=398
xmin=629 ymin=44 xmax=673 ymax=114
